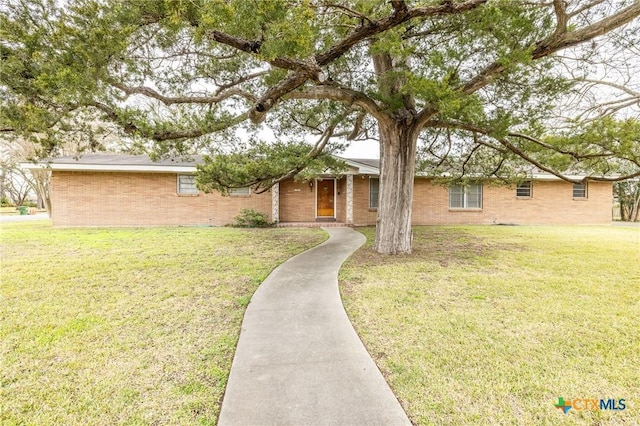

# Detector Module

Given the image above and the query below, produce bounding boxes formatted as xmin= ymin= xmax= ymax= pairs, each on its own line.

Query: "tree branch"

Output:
xmin=460 ymin=1 xmax=640 ymax=95
xmin=236 ymin=0 xmax=490 ymax=122
xmin=552 ymin=0 xmax=569 ymax=37
xmin=507 ymin=132 xmax=611 ymax=160
xmin=578 ymin=78 xmax=640 ymax=98
xmin=205 ymin=30 xmax=262 ymax=54
xmin=316 ymin=0 xmax=488 ymax=66
xmin=533 ymin=2 xmax=640 ymax=60
xmin=251 ymin=122 xmax=341 ymax=194
xmin=88 ymin=101 xmax=249 ymax=141
xmin=287 ymin=84 xmax=385 ymax=122
xmin=216 ymin=70 xmax=269 ymax=92
xmin=427 ymin=119 xmax=639 ymax=183
xmin=108 ymin=81 xmax=257 ymax=105
xmin=320 ymin=3 xmax=374 ymax=24
xmin=248 ymin=73 xmax=309 ymax=123
xmin=567 ymin=0 xmax=606 ymax=19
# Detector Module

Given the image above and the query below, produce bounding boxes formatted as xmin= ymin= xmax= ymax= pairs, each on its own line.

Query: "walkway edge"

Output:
xmin=218 ymin=227 xmax=411 ymax=425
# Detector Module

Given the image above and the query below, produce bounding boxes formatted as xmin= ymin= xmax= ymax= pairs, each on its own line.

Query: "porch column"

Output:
xmin=346 ymin=175 xmax=353 ymax=225
xmin=271 ymin=182 xmax=279 ymax=223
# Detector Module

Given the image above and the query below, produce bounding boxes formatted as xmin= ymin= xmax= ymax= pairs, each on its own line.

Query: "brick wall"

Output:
xmin=51 ymin=171 xmax=272 ymax=227
xmin=352 ymin=176 xmax=378 ymax=226
xmin=52 ymin=172 xmax=613 ymax=227
xmin=352 ymin=177 xmax=612 ymax=226
xmin=411 ymin=179 xmax=612 ymax=225
xmin=278 ymin=179 xmax=316 ymax=222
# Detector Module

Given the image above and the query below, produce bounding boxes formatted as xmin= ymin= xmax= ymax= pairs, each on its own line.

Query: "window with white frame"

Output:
xmin=573 ymin=182 xmax=587 ymax=198
xmin=449 ymin=183 xmax=483 ymax=209
xmin=369 ymin=177 xmax=379 ymax=209
xmin=177 ymin=174 xmax=198 ymax=194
xmin=229 ymin=187 xmax=251 ymax=196
xmin=516 ymin=181 xmax=532 ymax=197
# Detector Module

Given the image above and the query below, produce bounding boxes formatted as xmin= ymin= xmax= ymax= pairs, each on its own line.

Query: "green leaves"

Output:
xmin=196 ymin=142 xmax=347 ymax=195
xmin=539 ymin=117 xmax=640 ymax=174
xmin=1 ymin=0 xmax=638 ymax=185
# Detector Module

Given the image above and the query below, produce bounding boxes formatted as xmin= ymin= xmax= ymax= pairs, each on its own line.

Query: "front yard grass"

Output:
xmin=0 ymin=222 xmax=326 ymax=425
xmin=0 ymin=206 xmax=20 ymax=215
xmin=340 ymin=226 xmax=640 ymax=425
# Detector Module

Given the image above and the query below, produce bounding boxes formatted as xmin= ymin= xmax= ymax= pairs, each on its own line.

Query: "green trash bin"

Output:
xmin=18 ymin=206 xmax=29 ymax=215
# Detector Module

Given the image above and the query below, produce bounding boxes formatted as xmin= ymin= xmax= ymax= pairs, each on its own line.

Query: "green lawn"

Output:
xmin=1 ymin=206 xmax=20 ymax=215
xmin=340 ymin=226 xmax=640 ymax=425
xmin=0 ymin=222 xmax=326 ymax=425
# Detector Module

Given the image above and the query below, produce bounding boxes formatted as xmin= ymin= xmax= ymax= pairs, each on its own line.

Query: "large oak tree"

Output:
xmin=2 ymin=0 xmax=639 ymax=253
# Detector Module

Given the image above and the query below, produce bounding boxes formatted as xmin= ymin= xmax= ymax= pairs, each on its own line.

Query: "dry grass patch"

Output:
xmin=340 ymin=226 xmax=640 ymax=425
xmin=0 ymin=222 xmax=326 ymax=425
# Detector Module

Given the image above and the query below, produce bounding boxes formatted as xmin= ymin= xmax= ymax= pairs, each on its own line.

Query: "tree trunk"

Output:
xmin=374 ymin=120 xmax=420 ymax=254
xmin=631 ymin=192 xmax=640 ymax=222
xmin=31 ymin=169 xmax=52 ymax=217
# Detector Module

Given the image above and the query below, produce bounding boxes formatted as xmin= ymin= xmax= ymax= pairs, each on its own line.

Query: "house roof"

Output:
xmin=21 ymin=154 xmax=380 ymax=175
xmin=343 ymin=158 xmax=380 ymax=169
xmin=22 ymin=154 xmax=202 ymax=173
xmin=50 ymin=154 xmax=204 ymax=166
xmin=21 ymin=153 xmax=599 ymax=181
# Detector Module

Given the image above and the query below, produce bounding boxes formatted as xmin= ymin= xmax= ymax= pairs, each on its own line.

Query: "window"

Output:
xmin=177 ymin=174 xmax=198 ymax=194
xmin=229 ymin=187 xmax=251 ymax=196
xmin=449 ymin=183 xmax=483 ymax=209
xmin=369 ymin=177 xmax=379 ymax=209
xmin=516 ymin=181 xmax=532 ymax=197
xmin=573 ymin=182 xmax=587 ymax=198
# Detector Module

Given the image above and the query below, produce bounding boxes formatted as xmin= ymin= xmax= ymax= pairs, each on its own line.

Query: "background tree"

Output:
xmin=0 ymin=119 xmax=126 ymax=216
xmin=0 ymin=162 xmax=33 ymax=207
xmin=615 ymin=179 xmax=640 ymax=221
xmin=0 ymin=138 xmax=48 ymax=211
xmin=1 ymin=0 xmax=639 ymax=253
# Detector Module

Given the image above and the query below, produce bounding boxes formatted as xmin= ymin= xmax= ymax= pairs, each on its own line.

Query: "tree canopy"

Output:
xmin=1 ymin=0 xmax=639 ymax=252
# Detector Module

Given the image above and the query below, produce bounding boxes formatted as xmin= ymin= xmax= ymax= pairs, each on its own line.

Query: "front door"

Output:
xmin=316 ymin=179 xmax=335 ymax=217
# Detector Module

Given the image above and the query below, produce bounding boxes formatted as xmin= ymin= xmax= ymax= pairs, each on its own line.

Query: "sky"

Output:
xmin=340 ymin=139 xmax=379 ymax=159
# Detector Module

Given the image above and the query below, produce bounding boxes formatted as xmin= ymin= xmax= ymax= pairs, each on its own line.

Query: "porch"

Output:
xmin=272 ymin=175 xmax=358 ymax=225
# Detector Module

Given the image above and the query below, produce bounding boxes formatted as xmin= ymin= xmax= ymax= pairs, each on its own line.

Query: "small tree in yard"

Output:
xmin=2 ymin=1 xmax=640 ymax=253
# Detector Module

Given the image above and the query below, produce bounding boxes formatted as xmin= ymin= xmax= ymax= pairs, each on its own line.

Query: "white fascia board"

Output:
xmin=529 ymin=174 xmax=609 ymax=181
xmin=341 ymin=159 xmax=379 ymax=175
xmin=20 ymin=162 xmax=198 ymax=173
xmin=343 ymin=165 xmax=368 ymax=175
xmin=529 ymin=173 xmax=571 ymax=181
xmin=354 ymin=165 xmax=379 ymax=175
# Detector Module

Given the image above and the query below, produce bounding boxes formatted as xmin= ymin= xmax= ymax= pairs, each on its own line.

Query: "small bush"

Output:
xmin=232 ymin=209 xmax=272 ymax=228
xmin=1 ymin=196 xmax=13 ymax=207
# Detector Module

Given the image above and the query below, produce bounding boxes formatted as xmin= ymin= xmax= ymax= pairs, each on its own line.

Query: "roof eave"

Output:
xmin=20 ymin=162 xmax=198 ymax=173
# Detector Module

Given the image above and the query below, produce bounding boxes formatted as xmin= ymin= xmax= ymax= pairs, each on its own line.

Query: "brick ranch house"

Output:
xmin=24 ymin=154 xmax=612 ymax=227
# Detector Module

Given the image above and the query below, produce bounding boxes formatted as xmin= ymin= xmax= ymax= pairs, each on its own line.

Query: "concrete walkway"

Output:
xmin=218 ymin=228 xmax=411 ymax=426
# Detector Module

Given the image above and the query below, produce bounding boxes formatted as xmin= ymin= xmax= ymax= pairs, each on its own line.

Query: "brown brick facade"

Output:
xmin=278 ymin=179 xmax=316 ymax=222
xmin=352 ymin=176 xmax=378 ymax=225
xmin=51 ymin=171 xmax=612 ymax=227
xmin=51 ymin=171 xmax=272 ymax=227
xmin=351 ymin=177 xmax=612 ymax=226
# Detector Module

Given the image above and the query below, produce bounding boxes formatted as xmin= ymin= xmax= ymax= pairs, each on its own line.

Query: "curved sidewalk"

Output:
xmin=218 ymin=227 xmax=411 ymax=426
